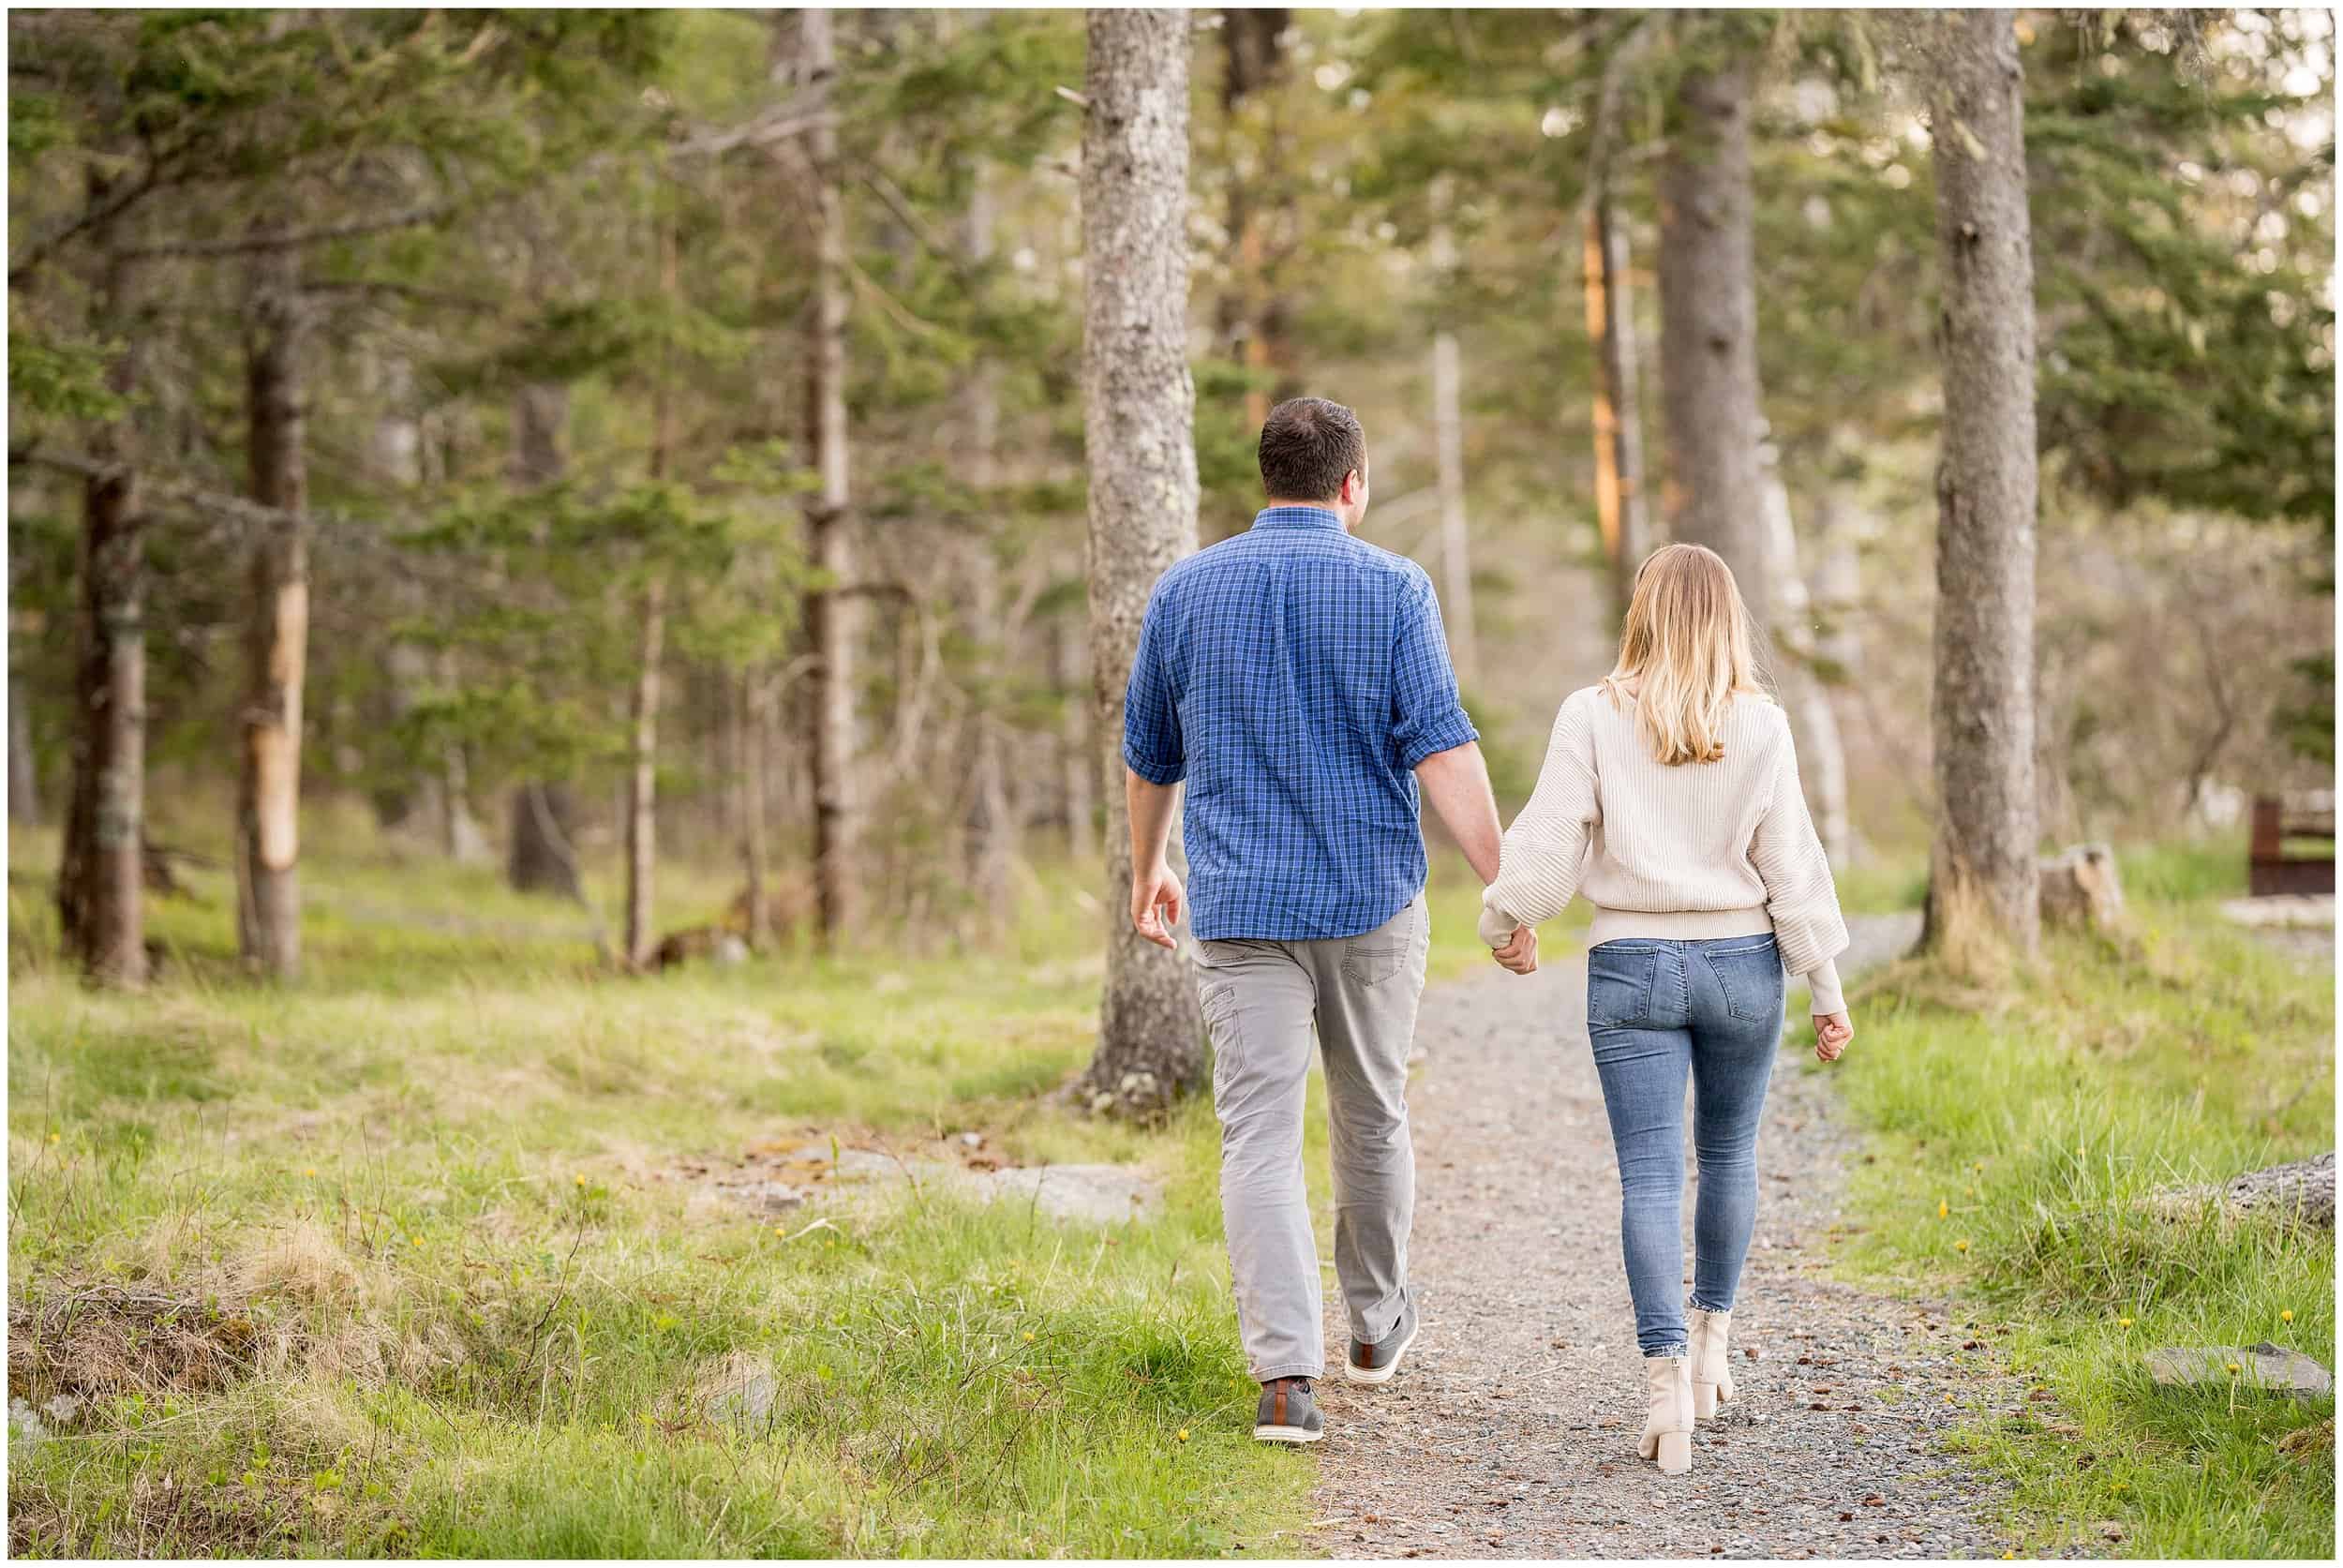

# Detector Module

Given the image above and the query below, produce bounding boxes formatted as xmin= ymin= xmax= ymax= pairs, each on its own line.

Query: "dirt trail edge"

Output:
xmin=1306 ymin=913 xmax=2022 ymax=1561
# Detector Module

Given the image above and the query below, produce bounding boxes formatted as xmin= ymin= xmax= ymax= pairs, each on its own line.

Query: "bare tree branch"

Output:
xmin=7 ymin=161 xmax=171 ymax=289
xmin=671 ymin=97 xmax=833 ymax=159
xmin=112 ymin=204 xmax=451 ymax=261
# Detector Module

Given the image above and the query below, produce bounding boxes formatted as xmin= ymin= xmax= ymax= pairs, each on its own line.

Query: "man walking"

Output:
xmin=1121 ymin=396 xmax=1511 ymax=1443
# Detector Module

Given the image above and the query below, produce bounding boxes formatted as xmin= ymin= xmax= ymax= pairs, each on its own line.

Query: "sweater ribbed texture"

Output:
xmin=1479 ymin=685 xmax=1851 ymax=1015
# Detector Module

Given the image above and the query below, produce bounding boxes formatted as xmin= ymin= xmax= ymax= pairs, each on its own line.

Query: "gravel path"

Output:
xmin=1306 ymin=913 xmax=2023 ymax=1561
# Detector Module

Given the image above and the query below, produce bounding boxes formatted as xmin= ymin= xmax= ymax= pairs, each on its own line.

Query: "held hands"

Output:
xmin=1491 ymin=924 xmax=1538 ymax=975
xmin=1130 ymin=863 xmax=1186 ymax=951
xmin=1813 ymin=1011 xmax=1854 ymax=1063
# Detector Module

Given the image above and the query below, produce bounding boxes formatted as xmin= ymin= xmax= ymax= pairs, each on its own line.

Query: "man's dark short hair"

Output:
xmin=1258 ymin=397 xmax=1366 ymax=502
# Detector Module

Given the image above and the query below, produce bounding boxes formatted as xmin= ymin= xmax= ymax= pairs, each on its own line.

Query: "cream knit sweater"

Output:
xmin=1478 ymin=683 xmax=1851 ymax=1015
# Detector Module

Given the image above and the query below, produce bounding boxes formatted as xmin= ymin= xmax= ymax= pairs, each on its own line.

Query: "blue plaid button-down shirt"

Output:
xmin=1122 ymin=505 xmax=1480 ymax=942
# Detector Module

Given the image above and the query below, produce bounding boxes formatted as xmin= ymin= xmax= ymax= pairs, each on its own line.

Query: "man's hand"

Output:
xmin=1813 ymin=1011 xmax=1854 ymax=1063
xmin=1131 ymin=863 xmax=1186 ymax=951
xmin=1491 ymin=924 xmax=1538 ymax=975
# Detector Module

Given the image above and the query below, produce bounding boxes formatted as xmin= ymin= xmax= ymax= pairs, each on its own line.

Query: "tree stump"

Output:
xmin=2038 ymin=843 xmax=2124 ymax=932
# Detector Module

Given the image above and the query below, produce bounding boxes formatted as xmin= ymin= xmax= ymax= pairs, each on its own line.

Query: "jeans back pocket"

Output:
xmin=1702 ymin=938 xmax=1785 ymax=1023
xmin=1586 ymin=945 xmax=1659 ymax=1028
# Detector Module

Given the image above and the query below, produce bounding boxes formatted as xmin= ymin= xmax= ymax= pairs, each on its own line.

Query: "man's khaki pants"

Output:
xmin=1194 ymin=890 xmax=1429 ymax=1381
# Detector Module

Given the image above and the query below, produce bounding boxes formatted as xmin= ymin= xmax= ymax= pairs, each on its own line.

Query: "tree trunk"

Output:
xmin=739 ymin=665 xmax=772 ymax=948
xmin=1076 ymin=7 xmax=1206 ymax=1117
xmin=7 ymin=629 xmax=37 ymax=828
xmin=1219 ymin=6 xmax=1293 ymax=431
xmin=1584 ymin=191 xmax=1651 ymax=619
xmin=1924 ymin=7 xmax=2041 ymax=963
xmin=623 ymin=577 xmax=666 ymax=967
xmin=801 ymin=6 xmax=858 ymax=954
xmin=509 ymin=781 xmax=584 ymax=898
xmin=1656 ymin=56 xmax=1770 ymax=648
xmin=235 ymin=241 xmax=310 ymax=979
xmin=960 ymin=158 xmax=1017 ymax=930
xmin=1761 ymin=470 xmax=1854 ymax=868
xmin=1054 ymin=600 xmax=1096 ymax=861
xmin=1430 ymin=329 xmax=1477 ymax=690
xmin=366 ymin=344 xmax=482 ymax=858
xmin=1813 ymin=469 xmax=1864 ymax=681
xmin=505 ymin=380 xmax=584 ymax=899
xmin=623 ymin=215 xmax=679 ymax=970
xmin=56 ymin=192 xmax=147 ymax=986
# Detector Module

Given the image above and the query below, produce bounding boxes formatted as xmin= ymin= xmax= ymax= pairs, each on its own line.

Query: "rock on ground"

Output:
xmin=2146 ymin=1344 xmax=2333 ymax=1400
xmin=984 ymin=1163 xmax=1163 ymax=1222
xmin=688 ymin=1139 xmax=1164 ymax=1226
xmin=1303 ymin=916 xmax=2030 ymax=1561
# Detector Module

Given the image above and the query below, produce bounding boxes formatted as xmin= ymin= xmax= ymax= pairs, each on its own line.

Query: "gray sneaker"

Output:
xmin=1345 ymin=1298 xmax=1419 ymax=1386
xmin=1253 ymin=1377 xmax=1324 ymax=1444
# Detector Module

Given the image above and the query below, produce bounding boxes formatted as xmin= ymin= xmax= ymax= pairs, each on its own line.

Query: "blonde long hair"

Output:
xmin=1603 ymin=544 xmax=1768 ymax=766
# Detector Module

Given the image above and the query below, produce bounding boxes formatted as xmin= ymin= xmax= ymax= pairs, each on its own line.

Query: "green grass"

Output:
xmin=1826 ymin=891 xmax=2334 ymax=1559
xmin=5 ymin=824 xmax=1317 ymax=1558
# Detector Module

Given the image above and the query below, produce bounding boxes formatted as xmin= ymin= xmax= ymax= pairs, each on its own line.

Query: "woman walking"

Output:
xmin=1479 ymin=543 xmax=1855 ymax=1476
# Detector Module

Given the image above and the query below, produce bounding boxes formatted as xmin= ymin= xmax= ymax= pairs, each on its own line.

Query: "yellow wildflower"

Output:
xmin=1177 ymin=1428 xmax=1190 ymax=1442
xmin=1937 ymin=1200 xmax=1949 ymax=1219
xmin=2281 ymin=1309 xmax=2294 ymax=1324
xmin=1955 ymin=1239 xmax=1970 ymax=1253
xmin=2118 ymin=1317 xmax=2133 ymax=1329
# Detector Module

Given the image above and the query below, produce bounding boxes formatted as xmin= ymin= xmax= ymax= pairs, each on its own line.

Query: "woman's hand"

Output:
xmin=1491 ymin=924 xmax=1539 ymax=975
xmin=1813 ymin=1011 xmax=1853 ymax=1062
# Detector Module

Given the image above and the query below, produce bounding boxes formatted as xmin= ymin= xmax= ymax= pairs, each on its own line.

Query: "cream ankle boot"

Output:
xmin=1690 ymin=1307 xmax=1736 ymax=1419
xmin=1638 ymin=1354 xmax=1693 ymax=1474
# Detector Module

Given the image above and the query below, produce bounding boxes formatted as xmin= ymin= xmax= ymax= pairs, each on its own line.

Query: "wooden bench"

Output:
xmin=2249 ymin=792 xmax=2336 ymax=897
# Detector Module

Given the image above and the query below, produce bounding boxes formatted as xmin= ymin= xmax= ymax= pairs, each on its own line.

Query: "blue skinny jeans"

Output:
xmin=1584 ymin=933 xmax=1785 ymax=1358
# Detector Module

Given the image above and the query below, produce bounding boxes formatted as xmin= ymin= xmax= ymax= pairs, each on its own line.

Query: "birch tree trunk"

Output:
xmin=1656 ymin=56 xmax=1771 ymax=650
xmin=1430 ymin=329 xmax=1477 ymax=690
xmin=235 ymin=240 xmax=310 ymax=978
xmin=1076 ymin=7 xmax=1205 ymax=1116
xmin=801 ymin=5 xmax=858 ymax=954
xmin=1924 ymin=7 xmax=2041 ymax=962
xmin=55 ymin=198 xmax=148 ymax=986
xmin=1584 ymin=191 xmax=1651 ymax=619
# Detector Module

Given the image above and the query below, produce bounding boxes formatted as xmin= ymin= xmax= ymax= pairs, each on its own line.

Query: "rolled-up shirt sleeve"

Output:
xmin=1390 ymin=572 xmax=1480 ymax=769
xmin=1121 ymin=584 xmax=1186 ymax=785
